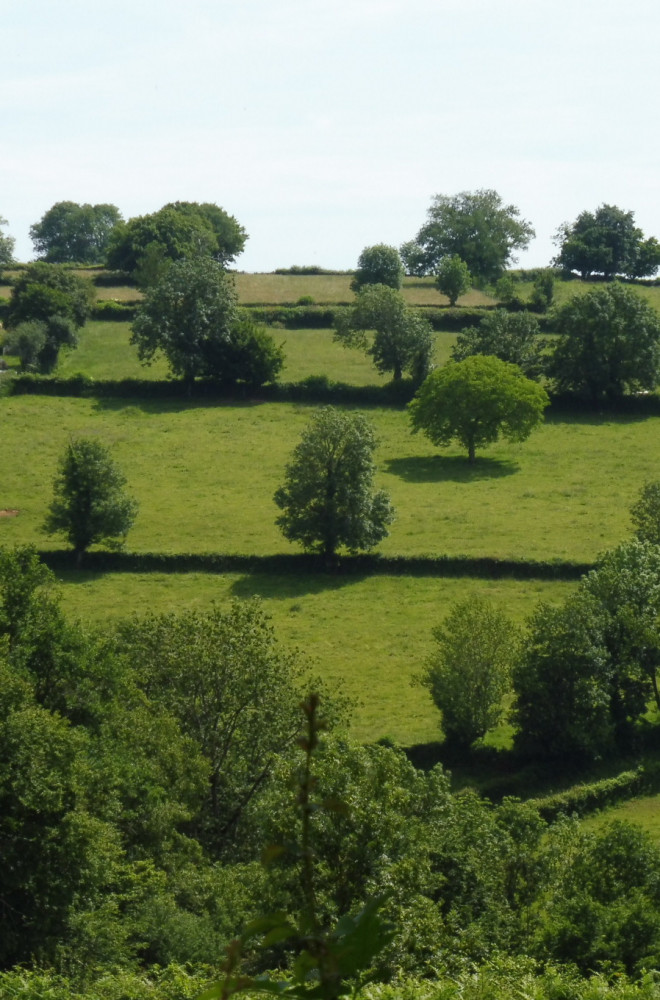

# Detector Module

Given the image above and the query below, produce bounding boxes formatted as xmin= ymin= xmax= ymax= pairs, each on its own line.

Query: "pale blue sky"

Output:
xmin=2 ymin=0 xmax=659 ymax=271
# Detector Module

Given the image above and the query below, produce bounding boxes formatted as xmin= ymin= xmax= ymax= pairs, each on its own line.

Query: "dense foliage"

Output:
xmin=106 ymin=201 xmax=247 ymax=275
xmin=554 ymin=204 xmax=660 ymax=279
xmin=0 ymin=213 xmax=15 ymax=266
xmin=334 ymin=283 xmax=433 ymax=382
xmin=402 ymin=189 xmax=535 ymax=283
xmin=274 ymin=407 xmax=395 ymax=560
xmin=549 ymin=283 xmax=660 ymax=400
xmin=351 ymin=244 xmax=404 ymax=291
xmin=131 ymin=257 xmax=283 ymax=388
xmin=29 ymin=201 xmax=122 ymax=264
xmin=44 ymin=438 xmax=138 ymax=566
xmin=4 ymin=263 xmax=94 ymax=372
xmin=451 ymin=308 xmax=545 ymax=379
xmin=409 ymin=355 xmax=549 ymax=462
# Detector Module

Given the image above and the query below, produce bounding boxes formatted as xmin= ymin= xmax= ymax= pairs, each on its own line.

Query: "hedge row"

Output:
xmin=38 ymin=549 xmax=590 ymax=582
xmin=531 ymin=761 xmax=660 ymax=822
xmin=91 ymin=300 xmax=139 ymax=321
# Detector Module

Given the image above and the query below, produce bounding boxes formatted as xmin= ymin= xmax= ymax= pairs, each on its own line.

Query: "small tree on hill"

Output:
xmin=434 ymin=254 xmax=471 ymax=306
xmin=409 ymin=355 xmax=549 ymax=463
xmin=44 ymin=438 xmax=138 ymax=567
xmin=351 ymin=244 xmax=404 ymax=291
xmin=420 ymin=596 xmax=517 ymax=748
xmin=274 ymin=407 xmax=395 ymax=563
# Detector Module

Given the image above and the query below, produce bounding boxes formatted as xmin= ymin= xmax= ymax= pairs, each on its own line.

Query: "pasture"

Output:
xmin=4 ymin=269 xmax=660 ymax=752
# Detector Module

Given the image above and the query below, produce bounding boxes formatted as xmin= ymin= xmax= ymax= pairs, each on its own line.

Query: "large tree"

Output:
xmin=0 ymin=214 xmax=15 ymax=267
xmin=409 ymin=355 xmax=549 ymax=463
xmin=106 ymin=201 xmax=247 ymax=275
xmin=451 ymin=309 xmax=546 ymax=379
xmin=130 ymin=256 xmax=282 ymax=389
xmin=44 ymin=438 xmax=138 ymax=567
xmin=554 ymin=204 xmax=660 ymax=280
xmin=274 ymin=407 xmax=395 ymax=562
xmin=549 ymin=283 xmax=660 ymax=400
xmin=403 ymin=189 xmax=535 ymax=284
xmin=29 ymin=201 xmax=122 ymax=264
xmin=334 ymin=283 xmax=433 ymax=382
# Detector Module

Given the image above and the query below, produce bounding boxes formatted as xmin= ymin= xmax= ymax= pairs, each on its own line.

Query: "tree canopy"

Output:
xmin=44 ymin=438 xmax=138 ymax=566
xmin=0 ymin=215 xmax=15 ymax=267
xmin=420 ymin=596 xmax=517 ymax=748
xmin=334 ymin=283 xmax=433 ymax=382
xmin=451 ymin=309 xmax=546 ymax=379
xmin=274 ymin=407 xmax=395 ymax=561
xmin=403 ymin=189 xmax=535 ymax=283
xmin=105 ymin=201 xmax=247 ymax=275
xmin=409 ymin=355 xmax=549 ymax=462
xmin=549 ymin=283 xmax=660 ymax=400
xmin=351 ymin=244 xmax=404 ymax=291
xmin=29 ymin=201 xmax=122 ymax=264
xmin=5 ymin=263 xmax=94 ymax=372
xmin=131 ymin=257 xmax=282 ymax=389
xmin=434 ymin=254 xmax=472 ymax=306
xmin=554 ymin=204 xmax=660 ymax=279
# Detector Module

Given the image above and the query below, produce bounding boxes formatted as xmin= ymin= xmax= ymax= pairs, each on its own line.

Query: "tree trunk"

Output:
xmin=468 ymin=438 xmax=476 ymax=463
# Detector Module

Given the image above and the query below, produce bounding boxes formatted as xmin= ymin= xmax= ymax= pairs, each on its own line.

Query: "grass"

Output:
xmin=232 ymin=273 xmax=495 ymax=307
xmin=581 ymin=794 xmax=660 ymax=844
xmin=54 ymin=322 xmax=458 ymax=384
xmin=52 ymin=567 xmax=572 ymax=745
xmin=2 ymin=396 xmax=657 ymax=564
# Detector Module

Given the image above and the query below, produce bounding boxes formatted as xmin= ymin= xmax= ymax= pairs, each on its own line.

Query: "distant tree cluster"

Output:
xmin=554 ymin=204 xmax=660 ymax=279
xmin=30 ymin=201 xmax=123 ymax=264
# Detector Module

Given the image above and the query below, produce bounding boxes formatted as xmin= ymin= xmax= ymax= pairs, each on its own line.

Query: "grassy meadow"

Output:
xmin=4 ymin=269 xmax=660 ymax=754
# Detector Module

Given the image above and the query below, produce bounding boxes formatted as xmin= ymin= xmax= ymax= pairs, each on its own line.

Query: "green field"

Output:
xmin=4 ymin=271 xmax=660 ymax=752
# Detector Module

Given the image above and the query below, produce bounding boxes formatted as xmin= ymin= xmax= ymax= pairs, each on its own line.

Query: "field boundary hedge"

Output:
xmin=530 ymin=761 xmax=660 ymax=821
xmin=38 ymin=549 xmax=590 ymax=581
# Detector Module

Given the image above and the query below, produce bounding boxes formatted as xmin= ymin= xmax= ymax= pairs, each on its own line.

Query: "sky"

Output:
xmin=2 ymin=0 xmax=659 ymax=272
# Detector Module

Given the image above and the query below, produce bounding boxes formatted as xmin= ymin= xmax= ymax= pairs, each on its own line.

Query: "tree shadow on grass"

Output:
xmin=230 ymin=570 xmax=368 ymax=601
xmin=91 ymin=395 xmax=269 ymax=416
xmin=385 ymin=455 xmax=519 ymax=483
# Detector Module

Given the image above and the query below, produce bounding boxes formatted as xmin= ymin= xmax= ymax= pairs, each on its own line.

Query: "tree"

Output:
xmin=530 ymin=269 xmax=556 ymax=312
xmin=106 ymin=202 xmax=247 ymax=275
xmin=2 ymin=320 xmax=48 ymax=370
xmin=403 ymin=189 xmax=535 ymax=283
xmin=351 ymin=244 xmax=404 ymax=291
xmin=5 ymin=263 xmax=94 ymax=372
xmin=114 ymin=600 xmax=306 ymax=858
xmin=419 ymin=596 xmax=517 ymax=748
xmin=549 ymin=283 xmax=660 ymax=400
xmin=0 ymin=215 xmax=15 ymax=267
xmin=582 ymin=540 xmax=660 ymax=724
xmin=274 ymin=407 xmax=395 ymax=562
xmin=451 ymin=309 xmax=546 ymax=379
xmin=409 ymin=355 xmax=549 ymax=463
xmin=513 ymin=592 xmax=614 ymax=760
xmin=334 ymin=283 xmax=434 ymax=382
xmin=29 ymin=201 xmax=122 ymax=264
xmin=434 ymin=254 xmax=472 ymax=306
xmin=44 ymin=438 xmax=138 ymax=567
xmin=553 ymin=204 xmax=660 ymax=280
xmin=631 ymin=481 xmax=660 ymax=546
xmin=131 ymin=257 xmax=282 ymax=389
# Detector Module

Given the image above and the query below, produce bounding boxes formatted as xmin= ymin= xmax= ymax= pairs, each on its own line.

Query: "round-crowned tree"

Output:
xmin=549 ymin=283 xmax=660 ymax=400
xmin=274 ymin=407 xmax=395 ymax=563
xmin=351 ymin=244 xmax=404 ymax=291
xmin=44 ymin=438 xmax=138 ymax=567
xmin=409 ymin=355 xmax=549 ymax=463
